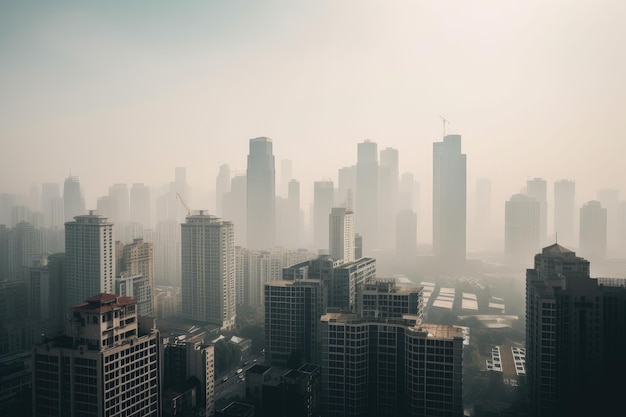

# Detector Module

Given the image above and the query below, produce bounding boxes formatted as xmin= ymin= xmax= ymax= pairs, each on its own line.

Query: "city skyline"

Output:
xmin=1 ymin=1 xmax=625 ymax=242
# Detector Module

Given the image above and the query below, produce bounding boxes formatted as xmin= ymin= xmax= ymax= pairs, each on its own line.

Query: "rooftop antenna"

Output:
xmin=439 ymin=115 xmax=450 ymax=138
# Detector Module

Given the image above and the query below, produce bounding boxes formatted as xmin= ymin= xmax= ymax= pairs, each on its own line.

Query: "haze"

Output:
xmin=2 ymin=0 xmax=625 ymax=247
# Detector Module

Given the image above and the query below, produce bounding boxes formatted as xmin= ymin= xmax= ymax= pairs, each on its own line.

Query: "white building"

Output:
xmin=329 ymin=207 xmax=355 ymax=263
xmin=181 ymin=212 xmax=236 ymax=330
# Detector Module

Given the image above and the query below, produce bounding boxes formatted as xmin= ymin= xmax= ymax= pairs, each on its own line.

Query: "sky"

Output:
xmin=2 ymin=0 xmax=625 ymax=243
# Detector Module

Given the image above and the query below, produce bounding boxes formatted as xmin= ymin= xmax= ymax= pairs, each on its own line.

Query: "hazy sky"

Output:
xmin=2 ymin=0 xmax=625 ymax=240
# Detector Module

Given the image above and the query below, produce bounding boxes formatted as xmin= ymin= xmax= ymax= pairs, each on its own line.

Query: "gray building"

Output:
xmin=247 ymin=137 xmax=276 ymax=250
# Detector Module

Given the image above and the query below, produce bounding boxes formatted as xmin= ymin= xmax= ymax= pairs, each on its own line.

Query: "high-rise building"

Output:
xmin=181 ymin=213 xmax=236 ymax=330
xmin=432 ymin=134 xmax=466 ymax=268
xmin=526 ymin=178 xmax=548 ymax=245
xmin=130 ymin=183 xmax=151 ymax=229
xmin=378 ymin=147 xmax=399 ymax=251
xmin=285 ymin=179 xmax=301 ymax=249
xmin=596 ymin=188 xmax=619 ymax=252
xmin=247 ymin=137 xmax=276 ymax=250
xmin=42 ymin=183 xmax=63 ymax=228
xmin=117 ymin=237 xmax=155 ymax=316
xmin=32 ymin=294 xmax=162 ymax=417
xmin=329 ymin=207 xmax=355 ymax=263
xmin=223 ymin=174 xmax=247 ymax=247
xmin=553 ymin=180 xmax=575 ymax=248
xmin=313 ymin=180 xmax=334 ymax=252
xmin=63 ymin=175 xmax=84 ymax=222
xmin=216 ymin=164 xmax=231 ymax=218
xmin=280 ymin=159 xmax=293 ymax=198
xmin=337 ymin=165 xmax=356 ymax=207
xmin=505 ymin=193 xmax=540 ymax=266
xmin=525 ymin=244 xmax=626 ymax=417
xmin=579 ymin=200 xmax=607 ymax=262
xmin=63 ymin=211 xmax=115 ymax=321
xmin=356 ymin=141 xmax=378 ymax=254
xmin=264 ymin=279 xmax=325 ymax=367
xmin=108 ymin=183 xmax=130 ymax=227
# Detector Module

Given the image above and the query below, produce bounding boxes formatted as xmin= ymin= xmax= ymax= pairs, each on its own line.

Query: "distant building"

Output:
xmin=313 ymin=180 xmax=334 ymax=253
xmin=32 ymin=294 xmax=161 ymax=417
xmin=378 ymin=147 xmax=399 ymax=251
xmin=63 ymin=175 xmax=84 ymax=222
xmin=329 ymin=207 xmax=355 ymax=263
xmin=526 ymin=178 xmax=547 ymax=245
xmin=181 ymin=213 xmax=236 ymax=330
xmin=247 ymin=137 xmax=276 ymax=250
xmin=356 ymin=140 xmax=379 ymax=255
xmin=432 ymin=135 xmax=466 ymax=269
xmin=505 ymin=193 xmax=540 ymax=266
xmin=130 ymin=183 xmax=151 ymax=229
xmin=579 ymin=200 xmax=607 ymax=261
xmin=553 ymin=180 xmax=575 ymax=247
xmin=117 ymin=237 xmax=155 ymax=316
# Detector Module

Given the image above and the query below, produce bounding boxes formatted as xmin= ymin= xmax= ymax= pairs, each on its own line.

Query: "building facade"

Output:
xmin=247 ymin=137 xmax=276 ymax=250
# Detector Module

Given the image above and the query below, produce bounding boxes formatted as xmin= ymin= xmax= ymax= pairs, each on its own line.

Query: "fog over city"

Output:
xmin=2 ymin=0 xmax=626 ymax=249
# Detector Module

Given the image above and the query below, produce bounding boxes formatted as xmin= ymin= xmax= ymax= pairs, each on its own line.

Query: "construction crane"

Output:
xmin=176 ymin=192 xmax=191 ymax=217
xmin=439 ymin=115 xmax=450 ymax=138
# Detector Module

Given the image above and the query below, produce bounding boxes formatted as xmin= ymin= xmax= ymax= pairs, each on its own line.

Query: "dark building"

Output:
xmin=525 ymin=244 xmax=626 ymax=417
xmin=247 ymin=137 xmax=276 ymax=250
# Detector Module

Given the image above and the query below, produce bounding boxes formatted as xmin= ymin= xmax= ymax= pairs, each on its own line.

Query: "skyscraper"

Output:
xmin=130 ymin=183 xmax=151 ymax=229
xmin=33 ymin=294 xmax=162 ymax=417
xmin=553 ymin=179 xmax=575 ymax=247
xmin=525 ymin=244 xmax=626 ymax=417
xmin=356 ymin=141 xmax=378 ymax=255
xmin=42 ymin=183 xmax=63 ymax=228
xmin=63 ymin=175 xmax=84 ymax=222
xmin=215 ymin=164 xmax=231 ymax=217
xmin=313 ymin=180 xmax=334 ymax=252
xmin=596 ymin=188 xmax=619 ymax=252
xmin=526 ymin=178 xmax=548 ymax=244
xmin=63 ymin=211 xmax=115 ymax=320
xmin=378 ymin=147 xmax=399 ymax=251
xmin=118 ymin=237 xmax=155 ymax=316
xmin=337 ymin=165 xmax=356 ymax=207
xmin=181 ymin=212 xmax=236 ymax=330
xmin=246 ymin=137 xmax=275 ymax=250
xmin=432 ymin=134 xmax=466 ymax=268
xmin=222 ymin=174 xmax=247 ymax=247
xmin=329 ymin=207 xmax=355 ymax=263
xmin=579 ymin=200 xmax=607 ymax=262
xmin=505 ymin=193 xmax=540 ymax=266
xmin=280 ymin=158 xmax=293 ymax=198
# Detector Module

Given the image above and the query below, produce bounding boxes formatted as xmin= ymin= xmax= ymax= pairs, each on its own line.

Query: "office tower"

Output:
xmin=356 ymin=141 xmax=378 ymax=254
xmin=526 ymin=178 xmax=548 ymax=244
xmin=264 ymin=279 xmax=325 ymax=367
xmin=247 ymin=137 xmax=276 ymax=250
xmin=320 ymin=311 xmax=464 ymax=417
xmin=433 ymin=134 xmax=466 ymax=268
xmin=337 ymin=165 xmax=356 ymax=207
xmin=42 ymin=183 xmax=63 ymax=228
xmin=378 ymin=147 xmax=399 ymax=251
xmin=553 ymin=180 xmax=575 ymax=247
xmin=474 ymin=178 xmax=492 ymax=249
xmin=216 ymin=164 xmax=231 ymax=217
xmin=596 ymin=188 xmax=619 ymax=252
xmin=329 ymin=207 xmax=355 ymax=263
xmin=63 ymin=211 xmax=115 ymax=319
xmin=163 ymin=336 xmax=215 ymax=417
xmin=579 ymin=200 xmax=607 ymax=262
xmin=130 ymin=183 xmax=151 ymax=229
xmin=223 ymin=174 xmax=247 ymax=247
xmin=505 ymin=193 xmax=540 ymax=266
xmin=525 ymin=244 xmax=626 ymax=417
xmin=313 ymin=180 xmax=334 ymax=252
xmin=118 ymin=238 xmax=155 ymax=316
xmin=280 ymin=159 xmax=293 ymax=198
xmin=398 ymin=172 xmax=415 ymax=211
xmin=63 ymin=175 xmax=84 ymax=222
xmin=285 ymin=179 xmax=301 ymax=249
xmin=165 ymin=167 xmax=190 ymax=224
xmin=33 ymin=294 xmax=161 ymax=417
xmin=181 ymin=212 xmax=236 ymax=330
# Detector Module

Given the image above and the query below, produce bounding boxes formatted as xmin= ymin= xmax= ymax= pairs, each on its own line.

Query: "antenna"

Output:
xmin=439 ymin=115 xmax=450 ymax=138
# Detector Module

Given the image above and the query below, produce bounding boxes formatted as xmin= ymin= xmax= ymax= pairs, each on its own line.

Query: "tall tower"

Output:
xmin=356 ymin=141 xmax=378 ymax=255
xmin=118 ymin=237 xmax=155 ymax=316
xmin=329 ymin=207 xmax=355 ymax=263
xmin=42 ymin=183 xmax=63 ymax=228
xmin=63 ymin=175 xmax=84 ymax=222
xmin=378 ymin=147 xmax=399 ymax=251
xmin=313 ymin=180 xmax=334 ymax=252
xmin=63 ymin=211 xmax=115 ymax=320
xmin=526 ymin=178 xmax=548 ymax=244
xmin=579 ymin=200 xmax=607 ymax=262
xmin=246 ymin=137 xmax=276 ymax=250
xmin=181 ymin=212 xmax=236 ymax=330
xmin=130 ymin=183 xmax=151 ymax=229
xmin=432 ymin=134 xmax=466 ymax=268
xmin=554 ymin=180 xmax=575 ymax=247
xmin=215 ymin=164 xmax=231 ymax=217
xmin=505 ymin=193 xmax=540 ymax=266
